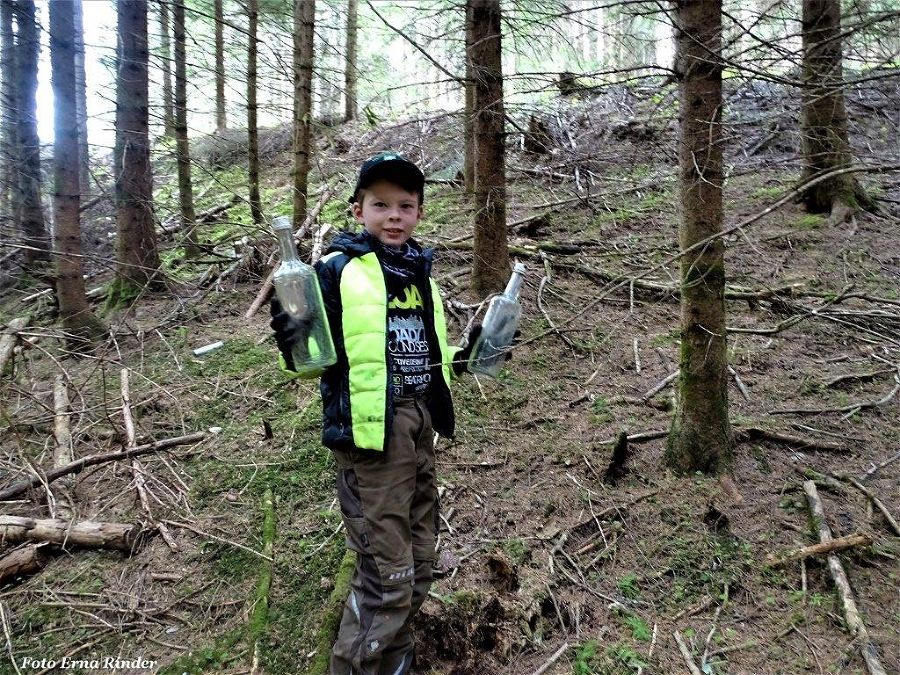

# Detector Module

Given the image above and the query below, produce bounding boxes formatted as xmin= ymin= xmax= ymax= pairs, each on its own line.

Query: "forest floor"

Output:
xmin=0 ymin=74 xmax=898 ymax=675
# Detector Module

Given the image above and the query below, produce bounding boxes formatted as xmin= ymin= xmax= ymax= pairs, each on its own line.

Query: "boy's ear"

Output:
xmin=351 ymin=202 xmax=364 ymax=222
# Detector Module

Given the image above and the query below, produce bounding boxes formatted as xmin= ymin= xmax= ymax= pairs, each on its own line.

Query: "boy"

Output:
xmin=270 ymin=152 xmax=483 ymax=674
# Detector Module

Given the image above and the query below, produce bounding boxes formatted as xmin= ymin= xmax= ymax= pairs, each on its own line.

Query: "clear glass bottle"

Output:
xmin=271 ymin=216 xmax=336 ymax=377
xmin=468 ymin=262 xmax=526 ymax=377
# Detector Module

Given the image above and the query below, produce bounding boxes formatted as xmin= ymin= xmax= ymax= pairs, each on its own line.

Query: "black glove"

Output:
xmin=452 ymin=326 xmax=521 ymax=376
xmin=453 ymin=324 xmax=482 ymax=376
xmin=270 ymin=296 xmax=310 ymax=372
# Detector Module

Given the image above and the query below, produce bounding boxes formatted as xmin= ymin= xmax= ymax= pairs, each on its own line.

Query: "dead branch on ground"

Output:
xmin=764 ymin=532 xmax=874 ymax=568
xmin=802 ymin=481 xmax=887 ymax=675
xmin=0 ymin=431 xmax=207 ymax=501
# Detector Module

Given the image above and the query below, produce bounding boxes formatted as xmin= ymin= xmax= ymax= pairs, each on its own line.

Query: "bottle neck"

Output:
xmin=503 ymin=270 xmax=523 ymax=299
xmin=275 ymin=227 xmax=299 ymax=263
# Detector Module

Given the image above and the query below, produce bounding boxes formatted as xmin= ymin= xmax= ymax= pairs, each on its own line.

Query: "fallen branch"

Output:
xmin=530 ymin=641 xmax=570 ymax=675
xmin=121 ymin=369 xmax=177 ymax=551
xmin=673 ymin=630 xmax=703 ymax=675
xmin=802 ymin=481 xmax=887 ymax=675
xmin=249 ymin=488 xmax=276 ymax=674
xmin=764 ymin=532 xmax=874 ymax=568
xmin=834 ymin=473 xmax=900 ymax=536
xmin=735 ymin=427 xmax=847 ymax=453
xmin=860 ymin=449 xmax=900 ymax=481
xmin=0 ymin=317 xmax=30 ymax=375
xmin=0 ymin=515 xmax=147 ymax=553
xmin=825 ymin=367 xmax=895 ymax=388
xmin=770 ymin=371 xmax=900 ymax=416
xmin=0 ymin=431 xmax=207 ymax=501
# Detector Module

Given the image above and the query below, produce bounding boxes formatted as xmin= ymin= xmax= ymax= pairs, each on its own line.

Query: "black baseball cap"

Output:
xmin=349 ymin=152 xmax=425 ymax=204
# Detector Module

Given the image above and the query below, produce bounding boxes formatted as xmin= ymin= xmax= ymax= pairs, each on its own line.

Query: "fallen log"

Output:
xmin=249 ymin=488 xmax=276 ymax=674
xmin=764 ymin=532 xmax=873 ymax=568
xmin=803 ymin=481 xmax=887 ymax=675
xmin=0 ymin=515 xmax=146 ymax=553
xmin=0 ymin=543 xmax=51 ymax=584
xmin=0 ymin=317 xmax=30 ymax=375
xmin=307 ymin=549 xmax=356 ymax=675
xmin=0 ymin=431 xmax=206 ymax=501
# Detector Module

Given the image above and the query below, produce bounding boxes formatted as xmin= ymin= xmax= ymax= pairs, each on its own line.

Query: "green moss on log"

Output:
xmin=306 ymin=549 xmax=356 ymax=675
xmin=249 ymin=488 xmax=276 ymax=648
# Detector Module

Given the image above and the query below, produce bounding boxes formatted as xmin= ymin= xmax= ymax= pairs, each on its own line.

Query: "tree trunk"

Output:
xmin=174 ymin=0 xmax=199 ymax=257
xmin=469 ymin=0 xmax=509 ymax=297
xmin=73 ymin=0 xmax=90 ymax=197
xmin=344 ymin=0 xmax=358 ymax=122
xmin=114 ymin=0 xmax=161 ymax=291
xmin=463 ymin=1 xmax=475 ymax=193
xmin=665 ymin=0 xmax=732 ymax=475
xmin=800 ymin=0 xmax=862 ymax=217
xmin=1 ymin=0 xmax=17 ymax=217
xmin=293 ymin=0 xmax=315 ymax=228
xmin=215 ymin=0 xmax=226 ymax=132
xmin=159 ymin=0 xmax=175 ymax=137
xmin=50 ymin=0 xmax=104 ymax=343
xmin=247 ymin=0 xmax=263 ymax=224
xmin=14 ymin=0 xmax=50 ymax=265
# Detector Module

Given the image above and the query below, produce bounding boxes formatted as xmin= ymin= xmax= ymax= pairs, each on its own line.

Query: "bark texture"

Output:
xmin=14 ymin=0 xmax=50 ymax=264
xmin=293 ymin=0 xmax=315 ymax=228
xmin=665 ymin=0 xmax=732 ymax=475
xmin=344 ymin=0 xmax=357 ymax=122
xmin=50 ymin=0 xmax=104 ymax=342
xmin=159 ymin=0 xmax=175 ymax=137
xmin=174 ymin=0 xmax=198 ymax=256
xmin=247 ymin=0 xmax=263 ymax=224
xmin=215 ymin=0 xmax=226 ymax=132
xmin=800 ymin=0 xmax=861 ymax=215
xmin=0 ymin=515 xmax=145 ymax=552
xmin=73 ymin=0 xmax=90 ymax=196
xmin=115 ymin=0 xmax=161 ymax=289
xmin=1 ymin=0 xmax=17 ymax=216
xmin=50 ymin=2 xmax=103 ymax=341
xmin=470 ymin=0 xmax=509 ymax=297
xmin=463 ymin=1 xmax=475 ymax=193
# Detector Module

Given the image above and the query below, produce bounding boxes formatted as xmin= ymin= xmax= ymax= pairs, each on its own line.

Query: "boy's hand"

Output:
xmin=269 ymin=296 xmax=303 ymax=371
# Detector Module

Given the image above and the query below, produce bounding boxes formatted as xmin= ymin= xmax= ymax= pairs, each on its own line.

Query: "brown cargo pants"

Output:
xmin=329 ymin=397 xmax=438 ymax=675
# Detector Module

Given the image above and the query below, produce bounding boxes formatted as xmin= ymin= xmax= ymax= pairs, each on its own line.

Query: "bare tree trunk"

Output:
xmin=215 ymin=0 xmax=226 ymax=132
xmin=0 ymin=0 xmax=17 ymax=218
xmin=344 ymin=0 xmax=357 ymax=122
xmin=174 ymin=0 xmax=198 ymax=257
xmin=463 ymin=0 xmax=475 ymax=193
xmin=293 ymin=0 xmax=315 ymax=228
xmin=247 ymin=0 xmax=263 ymax=224
xmin=665 ymin=0 xmax=732 ymax=475
xmin=469 ymin=0 xmax=509 ymax=297
xmin=114 ymin=0 xmax=161 ymax=291
xmin=49 ymin=0 xmax=104 ymax=343
xmin=800 ymin=0 xmax=864 ymax=219
xmin=73 ymin=0 xmax=90 ymax=197
xmin=158 ymin=0 xmax=175 ymax=137
xmin=14 ymin=0 xmax=50 ymax=265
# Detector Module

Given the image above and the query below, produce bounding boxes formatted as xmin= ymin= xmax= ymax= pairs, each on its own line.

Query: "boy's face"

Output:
xmin=352 ymin=179 xmax=422 ymax=248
